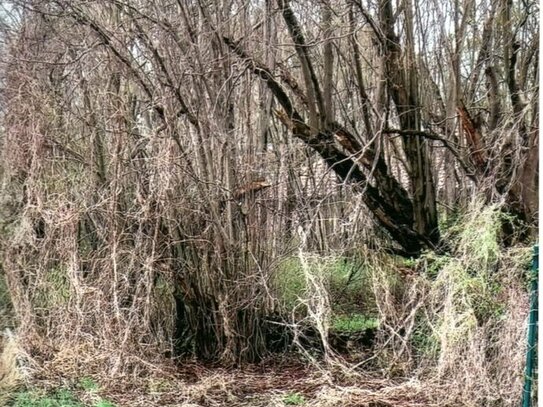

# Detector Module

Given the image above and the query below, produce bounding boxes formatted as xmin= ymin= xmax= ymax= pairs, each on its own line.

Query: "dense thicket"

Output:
xmin=0 ymin=0 xmax=538 ymax=369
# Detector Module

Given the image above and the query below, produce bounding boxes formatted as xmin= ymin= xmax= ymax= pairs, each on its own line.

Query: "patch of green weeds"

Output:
xmin=418 ymin=251 xmax=451 ymax=279
xmin=274 ymin=257 xmax=306 ymax=310
xmin=78 ymin=377 xmax=98 ymax=392
xmin=411 ymin=317 xmax=440 ymax=358
xmin=12 ymin=385 xmax=117 ymax=407
xmin=283 ymin=392 xmax=305 ymax=405
xmin=94 ymin=400 xmax=116 ymax=407
xmin=331 ymin=314 xmax=378 ymax=333
xmin=35 ymin=266 xmax=71 ymax=309
xmin=0 ymin=271 xmax=14 ymax=329
xmin=328 ymin=257 xmax=375 ymax=314
xmin=452 ymin=204 xmax=501 ymax=271
xmin=0 ymin=271 xmax=11 ymax=307
xmin=274 ymin=255 xmax=374 ymax=315
xmin=401 ymin=257 xmax=417 ymax=268
xmin=12 ymin=388 xmax=83 ymax=407
xmin=463 ymin=276 xmax=505 ymax=322
xmin=148 ymin=378 xmax=174 ymax=393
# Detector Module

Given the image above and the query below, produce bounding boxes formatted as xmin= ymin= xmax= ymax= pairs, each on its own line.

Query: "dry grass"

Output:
xmin=48 ymin=360 xmax=440 ymax=407
xmin=69 ymin=360 xmax=507 ymax=407
xmin=0 ymin=331 xmax=24 ymax=405
xmin=15 ymin=356 xmax=527 ymax=407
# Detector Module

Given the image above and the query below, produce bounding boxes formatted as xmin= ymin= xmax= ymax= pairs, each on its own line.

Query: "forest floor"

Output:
xmin=10 ymin=355 xmax=435 ymax=407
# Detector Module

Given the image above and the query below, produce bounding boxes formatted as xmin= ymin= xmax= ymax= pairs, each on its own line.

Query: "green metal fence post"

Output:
xmin=522 ymin=244 xmax=538 ymax=407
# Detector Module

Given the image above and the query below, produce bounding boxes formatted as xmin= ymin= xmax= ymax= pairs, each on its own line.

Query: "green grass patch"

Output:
xmin=94 ymin=401 xmax=116 ymax=407
xmin=416 ymin=251 xmax=451 ymax=279
xmin=33 ymin=265 xmax=71 ymax=310
xmin=0 ymin=271 xmax=11 ymax=307
xmin=78 ymin=377 xmax=98 ymax=392
xmin=450 ymin=203 xmax=501 ymax=271
xmin=12 ymin=389 xmax=83 ymax=407
xmin=274 ymin=257 xmax=307 ymax=310
xmin=11 ymin=387 xmax=117 ymax=407
xmin=411 ymin=317 xmax=440 ymax=358
xmin=0 ymin=270 xmax=14 ymax=330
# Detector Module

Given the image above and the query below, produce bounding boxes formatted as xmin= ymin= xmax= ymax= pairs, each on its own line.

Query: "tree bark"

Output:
xmin=378 ymin=0 xmax=440 ymax=245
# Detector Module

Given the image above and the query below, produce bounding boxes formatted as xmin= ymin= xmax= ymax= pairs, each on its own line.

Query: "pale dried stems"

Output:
xmin=311 ymin=379 xmax=436 ymax=407
xmin=0 ymin=330 xmax=27 ymax=405
xmin=359 ymin=201 xmax=530 ymax=405
xmin=297 ymin=250 xmax=334 ymax=359
xmin=1 ymin=52 xmax=177 ymax=376
xmin=0 ymin=1 xmax=283 ymax=373
xmin=427 ymin=202 xmax=527 ymax=405
xmin=368 ymin=253 xmax=429 ymax=374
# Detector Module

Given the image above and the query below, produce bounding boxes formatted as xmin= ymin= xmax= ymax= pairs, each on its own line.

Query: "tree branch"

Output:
xmin=383 ymin=128 xmax=477 ymax=182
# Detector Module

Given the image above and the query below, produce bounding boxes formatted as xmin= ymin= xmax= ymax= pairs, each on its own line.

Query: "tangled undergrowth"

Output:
xmin=0 ymin=200 xmax=535 ymax=406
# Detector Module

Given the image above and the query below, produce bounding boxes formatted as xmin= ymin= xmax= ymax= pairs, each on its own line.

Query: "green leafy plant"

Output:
xmin=0 ymin=271 xmax=14 ymax=331
xmin=283 ymin=392 xmax=305 ymax=405
xmin=419 ymin=251 xmax=451 ymax=279
xmin=0 ymin=272 xmax=10 ymax=308
xmin=274 ymin=257 xmax=307 ymax=310
xmin=453 ymin=204 xmax=501 ymax=271
xmin=411 ymin=318 xmax=440 ymax=358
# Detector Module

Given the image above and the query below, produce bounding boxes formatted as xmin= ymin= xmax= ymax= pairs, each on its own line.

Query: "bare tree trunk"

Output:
xmin=379 ymin=0 xmax=440 ymax=245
